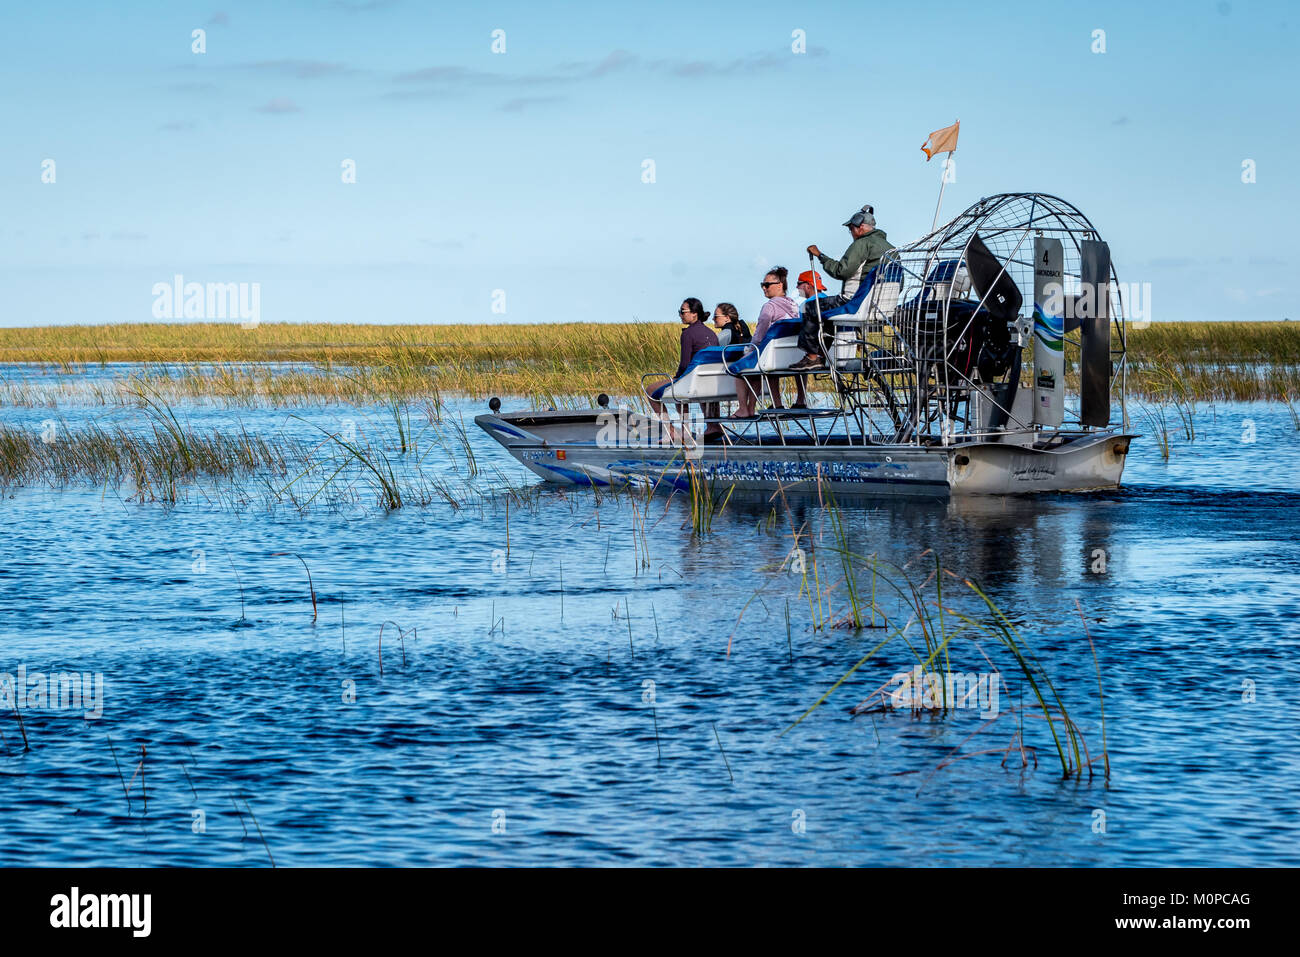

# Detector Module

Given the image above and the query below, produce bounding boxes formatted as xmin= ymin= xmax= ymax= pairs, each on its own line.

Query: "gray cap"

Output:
xmin=843 ymin=204 xmax=876 ymax=228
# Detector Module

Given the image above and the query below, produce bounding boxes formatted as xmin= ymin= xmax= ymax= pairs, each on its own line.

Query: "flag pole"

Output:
xmin=930 ymin=150 xmax=953 ymax=234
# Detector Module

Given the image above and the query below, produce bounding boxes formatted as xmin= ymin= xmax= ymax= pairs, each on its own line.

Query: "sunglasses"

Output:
xmin=760 ymin=281 xmax=781 ymax=288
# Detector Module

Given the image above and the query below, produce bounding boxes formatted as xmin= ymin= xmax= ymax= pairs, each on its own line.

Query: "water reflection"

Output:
xmin=708 ymin=491 xmax=1126 ymax=612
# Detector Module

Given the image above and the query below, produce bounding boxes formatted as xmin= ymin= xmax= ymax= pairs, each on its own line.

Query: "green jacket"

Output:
xmin=819 ymin=229 xmax=894 ymax=298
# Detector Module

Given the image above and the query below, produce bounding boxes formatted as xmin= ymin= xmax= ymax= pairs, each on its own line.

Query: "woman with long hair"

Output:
xmin=646 ymin=298 xmax=719 ymax=437
xmin=710 ymin=302 xmax=750 ymax=349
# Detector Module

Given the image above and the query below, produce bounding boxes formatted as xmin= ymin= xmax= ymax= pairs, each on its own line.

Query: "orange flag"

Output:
xmin=921 ymin=120 xmax=960 ymax=160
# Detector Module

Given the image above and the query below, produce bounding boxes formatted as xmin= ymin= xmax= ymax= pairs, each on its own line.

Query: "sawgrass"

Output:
xmin=0 ymin=322 xmax=677 ymax=404
xmin=0 ymin=418 xmax=292 ymax=504
xmin=0 ymin=386 xmax=524 ymax=511
xmin=1 ymin=320 xmax=1296 ymax=404
xmin=783 ymin=537 xmax=1108 ymax=782
xmin=767 ymin=476 xmax=1107 ymax=782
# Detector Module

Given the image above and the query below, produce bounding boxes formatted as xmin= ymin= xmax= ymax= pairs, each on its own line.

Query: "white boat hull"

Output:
xmin=475 ymin=409 xmax=1133 ymax=497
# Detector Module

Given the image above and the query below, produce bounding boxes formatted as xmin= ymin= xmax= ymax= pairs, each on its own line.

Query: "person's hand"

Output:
xmin=807 ymin=244 xmax=821 ymax=258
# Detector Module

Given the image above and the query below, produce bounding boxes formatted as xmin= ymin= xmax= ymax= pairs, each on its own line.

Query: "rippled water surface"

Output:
xmin=1 ymin=372 xmax=1297 ymax=866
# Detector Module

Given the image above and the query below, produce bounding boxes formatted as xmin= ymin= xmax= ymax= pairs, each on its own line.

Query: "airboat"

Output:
xmin=476 ymin=193 xmax=1135 ymax=496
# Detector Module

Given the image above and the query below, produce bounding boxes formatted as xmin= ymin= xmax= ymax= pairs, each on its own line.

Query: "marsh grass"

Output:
xmin=686 ymin=463 xmax=734 ymax=535
xmin=822 ymin=487 xmax=886 ymax=631
xmin=783 ymin=546 xmax=1108 ymax=782
xmin=3 ymin=321 xmax=1297 ymax=405
xmin=293 ymin=414 xmax=404 ymax=510
xmin=0 ymin=386 xmax=536 ymax=512
xmin=1138 ymin=404 xmax=1173 ymax=461
xmin=272 ymin=552 xmax=318 ymax=622
xmin=1283 ymin=394 xmax=1300 ymax=430
xmin=106 ymin=735 xmax=129 ymax=810
xmin=768 ymin=477 xmax=1109 ymax=782
xmin=0 ymin=419 xmax=292 ymax=502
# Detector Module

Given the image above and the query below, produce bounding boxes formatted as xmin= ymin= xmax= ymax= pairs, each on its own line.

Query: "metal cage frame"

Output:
xmin=821 ymin=192 xmax=1128 ymax=444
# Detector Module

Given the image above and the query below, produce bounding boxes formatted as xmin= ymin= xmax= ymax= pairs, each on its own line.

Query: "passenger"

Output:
xmin=735 ymin=267 xmax=800 ymax=418
xmin=790 ymin=204 xmax=894 ymax=372
xmin=647 ymin=298 xmax=719 ymax=438
xmin=711 ymin=302 xmax=750 ymax=349
xmin=796 ymin=269 xmax=830 ymax=304
xmin=787 ymin=269 xmax=831 ymax=408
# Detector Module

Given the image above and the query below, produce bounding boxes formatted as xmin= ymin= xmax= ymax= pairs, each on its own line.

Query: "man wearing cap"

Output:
xmin=789 ymin=204 xmax=894 ymax=372
xmin=782 ymin=270 xmax=828 ymax=408
xmin=796 ymin=269 xmax=830 ymax=304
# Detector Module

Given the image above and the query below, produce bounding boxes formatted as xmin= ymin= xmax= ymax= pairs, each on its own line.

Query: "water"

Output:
xmin=1 ymin=373 xmax=1298 ymax=866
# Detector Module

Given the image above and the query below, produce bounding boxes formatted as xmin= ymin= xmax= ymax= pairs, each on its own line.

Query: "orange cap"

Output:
xmin=797 ymin=270 xmax=826 ymax=292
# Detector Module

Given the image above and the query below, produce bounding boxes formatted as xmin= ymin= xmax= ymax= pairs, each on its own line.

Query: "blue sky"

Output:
xmin=1 ymin=0 xmax=1295 ymax=327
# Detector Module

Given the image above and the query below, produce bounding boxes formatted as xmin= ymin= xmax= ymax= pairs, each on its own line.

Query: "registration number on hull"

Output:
xmin=693 ymin=459 xmax=917 ymax=484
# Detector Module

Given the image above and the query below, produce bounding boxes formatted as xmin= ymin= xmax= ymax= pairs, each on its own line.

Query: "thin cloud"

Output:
xmin=500 ymin=95 xmax=565 ymax=113
xmin=393 ymin=65 xmax=505 ymax=85
xmin=555 ymin=50 xmax=638 ymax=77
xmin=256 ymin=97 xmax=302 ymax=113
xmin=665 ymin=46 xmax=829 ymax=77
xmin=243 ymin=59 xmax=358 ymax=79
xmin=209 ymin=11 xmax=229 ymax=26
xmin=585 ymin=49 xmax=637 ymax=77
xmin=385 ymin=63 xmax=568 ymax=100
xmin=389 ymin=45 xmax=824 ymax=97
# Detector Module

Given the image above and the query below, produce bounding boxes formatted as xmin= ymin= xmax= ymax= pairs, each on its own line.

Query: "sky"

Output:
xmin=0 ymin=0 xmax=1295 ymax=328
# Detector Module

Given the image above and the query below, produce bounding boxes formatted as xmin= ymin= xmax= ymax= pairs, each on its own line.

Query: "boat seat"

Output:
xmin=904 ymin=259 xmax=971 ymax=308
xmin=721 ymin=318 xmax=804 ymax=376
xmin=824 ymin=263 xmax=905 ymax=368
xmin=819 ymin=262 xmax=906 ymax=324
xmin=648 ymin=263 xmax=913 ymax=394
xmin=646 ymin=311 xmax=810 ymax=401
xmin=646 ymin=345 xmax=740 ymax=403
xmin=829 ymin=287 xmax=902 ymax=367
xmin=718 ymin=263 xmax=910 ymax=378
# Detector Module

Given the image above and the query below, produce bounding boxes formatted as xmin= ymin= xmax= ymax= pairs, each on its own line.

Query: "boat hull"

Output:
xmin=474 ymin=409 xmax=1133 ymax=497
